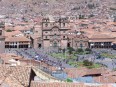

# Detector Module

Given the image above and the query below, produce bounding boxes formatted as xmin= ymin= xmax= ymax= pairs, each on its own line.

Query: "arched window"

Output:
xmin=53 ymin=42 xmax=57 ymax=47
xmin=67 ymin=43 xmax=70 ymax=47
xmin=80 ymin=43 xmax=83 ymax=48
xmin=63 ymin=23 xmax=65 ymax=26
xmin=45 ymin=23 xmax=48 ymax=27
xmin=54 ymin=34 xmax=57 ymax=39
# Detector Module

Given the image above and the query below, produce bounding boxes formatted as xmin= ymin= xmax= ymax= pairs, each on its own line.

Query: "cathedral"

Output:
xmin=32 ymin=17 xmax=114 ymax=50
xmin=40 ymin=17 xmax=89 ymax=49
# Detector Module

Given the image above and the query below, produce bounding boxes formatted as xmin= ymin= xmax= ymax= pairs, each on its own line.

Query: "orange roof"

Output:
xmin=30 ymin=82 xmax=113 ymax=87
xmin=89 ymin=33 xmax=114 ymax=39
xmin=5 ymin=30 xmax=24 ymax=37
xmin=0 ymin=53 xmax=23 ymax=63
xmin=0 ymin=65 xmax=31 ymax=87
xmin=13 ymin=25 xmax=32 ymax=31
xmin=5 ymin=36 xmax=30 ymax=42
xmin=64 ymin=68 xmax=109 ymax=78
xmin=89 ymin=39 xmax=114 ymax=42
xmin=31 ymin=34 xmax=40 ymax=39
xmin=13 ymin=26 xmax=25 ymax=31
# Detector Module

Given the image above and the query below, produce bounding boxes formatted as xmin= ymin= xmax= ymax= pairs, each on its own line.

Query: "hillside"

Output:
xmin=0 ymin=0 xmax=115 ymax=19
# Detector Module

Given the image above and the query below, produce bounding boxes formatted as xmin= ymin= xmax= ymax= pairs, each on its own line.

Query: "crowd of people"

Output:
xmin=5 ymin=48 xmax=72 ymax=69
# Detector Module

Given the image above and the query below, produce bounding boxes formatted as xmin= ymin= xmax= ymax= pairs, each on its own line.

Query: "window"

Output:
xmin=63 ymin=23 xmax=65 ymax=26
xmin=54 ymin=34 xmax=57 ymax=39
xmin=53 ymin=42 xmax=57 ymax=47
xmin=45 ymin=36 xmax=47 ymax=39
xmin=5 ymin=42 xmax=9 ymax=44
xmin=45 ymin=23 xmax=48 ymax=27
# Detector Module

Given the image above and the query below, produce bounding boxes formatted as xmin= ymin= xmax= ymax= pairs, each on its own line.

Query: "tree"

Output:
xmin=67 ymin=47 xmax=75 ymax=54
xmin=62 ymin=48 xmax=65 ymax=54
xmin=66 ymin=78 xmax=73 ymax=82
xmin=76 ymin=48 xmax=84 ymax=54
xmin=6 ymin=29 xmax=12 ymax=32
xmin=58 ymin=48 xmax=62 ymax=53
xmin=83 ymin=60 xmax=93 ymax=66
xmin=85 ymin=48 xmax=92 ymax=54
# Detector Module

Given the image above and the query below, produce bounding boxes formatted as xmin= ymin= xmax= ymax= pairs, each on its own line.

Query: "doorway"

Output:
xmin=67 ymin=43 xmax=71 ymax=48
xmin=38 ymin=44 xmax=42 ymax=48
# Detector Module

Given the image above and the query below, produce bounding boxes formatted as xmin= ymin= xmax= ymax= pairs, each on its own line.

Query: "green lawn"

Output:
xmin=101 ymin=52 xmax=116 ymax=59
xmin=68 ymin=61 xmax=101 ymax=69
xmin=86 ymin=63 xmax=102 ymax=69
xmin=49 ymin=53 xmax=67 ymax=59
xmin=49 ymin=53 xmax=77 ymax=59
xmin=49 ymin=52 xmax=101 ymax=69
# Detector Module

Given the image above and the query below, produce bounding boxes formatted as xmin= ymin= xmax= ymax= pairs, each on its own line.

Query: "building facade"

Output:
xmin=40 ymin=18 xmax=89 ymax=49
xmin=37 ymin=18 xmax=115 ymax=50
xmin=5 ymin=36 xmax=31 ymax=48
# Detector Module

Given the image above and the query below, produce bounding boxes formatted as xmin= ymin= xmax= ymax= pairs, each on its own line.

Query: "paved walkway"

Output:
xmin=5 ymin=48 xmax=73 ymax=68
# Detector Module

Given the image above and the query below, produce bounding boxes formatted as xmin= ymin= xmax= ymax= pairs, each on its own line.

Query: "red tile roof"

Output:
xmin=0 ymin=65 xmax=31 ymax=87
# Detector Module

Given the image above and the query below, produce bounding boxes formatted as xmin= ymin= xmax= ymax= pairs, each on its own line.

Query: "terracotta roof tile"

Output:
xmin=5 ymin=36 xmax=31 ymax=42
xmin=0 ymin=65 xmax=31 ymax=87
xmin=30 ymin=82 xmax=113 ymax=87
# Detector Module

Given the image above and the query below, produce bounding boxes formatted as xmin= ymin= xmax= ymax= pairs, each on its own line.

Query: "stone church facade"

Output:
xmin=41 ymin=18 xmax=89 ymax=49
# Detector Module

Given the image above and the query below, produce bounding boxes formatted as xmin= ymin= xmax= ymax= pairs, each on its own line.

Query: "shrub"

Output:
xmin=66 ymin=78 xmax=73 ymax=82
xmin=62 ymin=49 xmax=65 ymax=54
xmin=67 ymin=47 xmax=75 ymax=54
xmin=6 ymin=29 xmax=12 ymax=32
xmin=85 ymin=48 xmax=92 ymax=53
xmin=83 ymin=60 xmax=93 ymax=66
xmin=76 ymin=48 xmax=84 ymax=53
